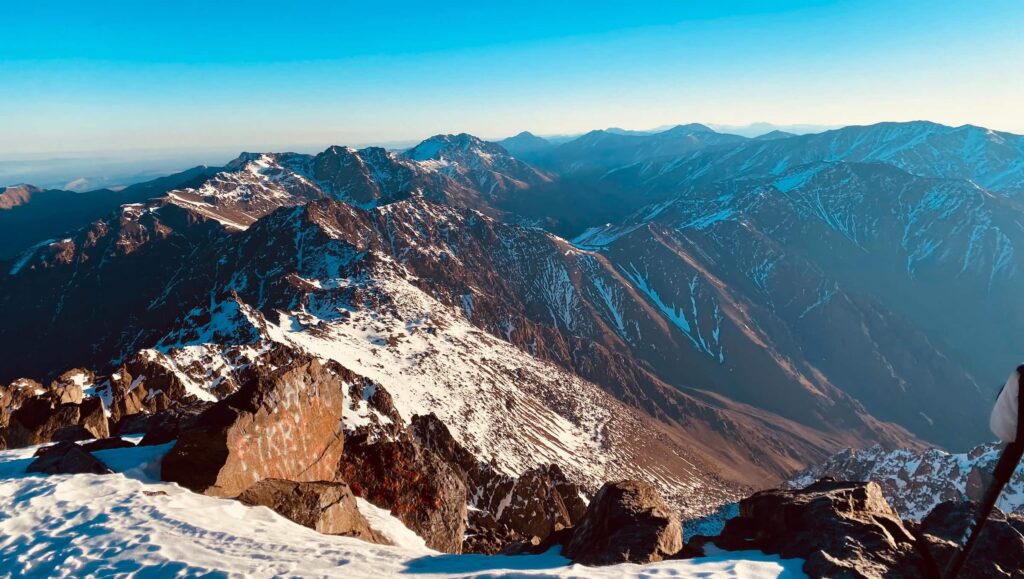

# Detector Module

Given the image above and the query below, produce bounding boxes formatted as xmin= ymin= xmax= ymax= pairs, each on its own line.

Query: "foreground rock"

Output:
xmin=705 ymin=479 xmax=922 ymax=578
xmin=562 ymin=480 xmax=682 ymax=565
xmin=918 ymin=500 xmax=1024 ymax=578
xmin=787 ymin=443 xmax=1024 ymax=520
xmin=4 ymin=397 xmax=84 ymax=448
xmin=27 ymin=441 xmax=113 ymax=475
xmin=49 ymin=369 xmax=90 ymax=405
xmin=238 ymin=479 xmax=389 ymax=544
xmin=410 ymin=413 xmax=588 ymax=553
xmin=161 ymin=355 xmax=345 ymax=497
xmin=78 ymin=397 xmax=110 ymax=439
xmin=338 ymin=428 xmax=468 ymax=553
xmin=0 ymin=378 xmax=46 ymax=428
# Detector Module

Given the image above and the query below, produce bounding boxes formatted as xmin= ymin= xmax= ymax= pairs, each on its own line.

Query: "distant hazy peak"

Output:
xmin=659 ymin=123 xmax=717 ymax=135
xmin=753 ymin=130 xmax=797 ymax=140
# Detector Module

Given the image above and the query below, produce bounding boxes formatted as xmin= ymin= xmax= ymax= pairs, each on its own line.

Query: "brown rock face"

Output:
xmin=0 ymin=378 xmax=45 ymax=428
xmin=918 ymin=501 xmax=1024 ymax=578
xmin=27 ymin=441 xmax=113 ymax=475
xmin=4 ymin=398 xmax=81 ymax=448
xmin=338 ymin=429 xmax=468 ymax=553
xmin=709 ymin=480 xmax=923 ymax=578
xmin=238 ymin=479 xmax=389 ymax=544
xmin=122 ymin=352 xmax=190 ymax=401
xmin=493 ymin=465 xmax=587 ymax=540
xmin=49 ymin=369 xmax=89 ymax=405
xmin=563 ymin=480 xmax=683 ymax=566
xmin=410 ymin=413 xmax=587 ymax=553
xmin=107 ymin=371 xmax=152 ymax=425
xmin=78 ymin=397 xmax=110 ymax=440
xmin=160 ymin=355 xmax=345 ymax=497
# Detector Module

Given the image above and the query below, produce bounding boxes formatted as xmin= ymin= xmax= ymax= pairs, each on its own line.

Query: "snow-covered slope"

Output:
xmin=147 ymin=263 xmax=740 ymax=513
xmin=0 ymin=443 xmax=806 ymax=578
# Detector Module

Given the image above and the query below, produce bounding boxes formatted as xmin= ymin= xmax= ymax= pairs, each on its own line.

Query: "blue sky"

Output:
xmin=2 ymin=0 xmax=1022 ymax=156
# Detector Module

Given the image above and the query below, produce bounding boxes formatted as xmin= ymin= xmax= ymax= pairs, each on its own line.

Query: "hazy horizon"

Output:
xmin=3 ymin=118 xmax=1021 ymax=191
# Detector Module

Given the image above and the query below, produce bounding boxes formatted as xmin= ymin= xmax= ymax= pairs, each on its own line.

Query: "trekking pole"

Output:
xmin=942 ymin=369 xmax=1024 ymax=579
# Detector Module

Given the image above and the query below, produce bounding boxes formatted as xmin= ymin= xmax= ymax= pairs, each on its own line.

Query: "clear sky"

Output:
xmin=3 ymin=0 xmax=1023 ymax=156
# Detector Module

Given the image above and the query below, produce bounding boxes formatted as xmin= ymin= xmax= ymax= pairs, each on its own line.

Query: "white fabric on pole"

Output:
xmin=990 ymin=367 xmax=1020 ymax=443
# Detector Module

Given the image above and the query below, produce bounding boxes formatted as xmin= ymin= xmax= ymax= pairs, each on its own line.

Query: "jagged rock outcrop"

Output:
xmin=238 ymin=479 xmax=388 ymax=544
xmin=918 ymin=501 xmax=1024 ymax=578
xmin=106 ymin=370 xmax=157 ymax=426
xmin=160 ymin=354 xmax=346 ymax=497
xmin=338 ymin=427 xmax=468 ymax=553
xmin=49 ymin=369 xmax=90 ymax=405
xmin=27 ymin=441 xmax=113 ymax=475
xmin=788 ymin=443 xmax=1024 ymax=520
xmin=121 ymin=351 xmax=192 ymax=401
xmin=0 ymin=376 xmax=111 ymax=449
xmin=693 ymin=479 xmax=1024 ymax=578
xmin=562 ymin=480 xmax=682 ymax=565
xmin=461 ymin=463 xmax=588 ymax=553
xmin=4 ymin=397 xmax=83 ymax=448
xmin=704 ymin=479 xmax=923 ymax=578
xmin=0 ymin=378 xmax=46 ymax=427
xmin=410 ymin=413 xmax=588 ymax=553
xmin=79 ymin=397 xmax=109 ymax=440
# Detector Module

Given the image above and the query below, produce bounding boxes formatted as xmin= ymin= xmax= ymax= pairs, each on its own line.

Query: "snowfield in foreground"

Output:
xmin=0 ymin=443 xmax=806 ymax=578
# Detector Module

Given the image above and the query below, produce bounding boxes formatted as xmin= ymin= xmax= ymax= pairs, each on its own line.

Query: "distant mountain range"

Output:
xmin=3 ymin=120 xmax=1022 ymax=516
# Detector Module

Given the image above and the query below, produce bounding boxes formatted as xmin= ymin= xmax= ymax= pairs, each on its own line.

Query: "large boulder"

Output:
xmin=27 ymin=441 xmax=113 ymax=475
xmin=3 ymin=397 xmax=81 ymax=448
xmin=0 ymin=378 xmax=46 ymax=427
xmin=1 ymin=392 xmax=112 ymax=449
xmin=106 ymin=370 xmax=153 ymax=425
xmin=49 ymin=369 xmax=91 ymax=405
xmin=707 ymin=479 xmax=923 ymax=578
xmin=918 ymin=500 xmax=1024 ymax=578
xmin=79 ymin=397 xmax=110 ymax=439
xmin=563 ymin=480 xmax=682 ymax=566
xmin=338 ymin=429 xmax=468 ymax=553
xmin=238 ymin=479 xmax=388 ymax=544
xmin=160 ymin=355 xmax=346 ymax=497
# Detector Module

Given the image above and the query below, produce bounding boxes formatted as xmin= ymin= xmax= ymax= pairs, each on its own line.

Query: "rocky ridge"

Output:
xmin=788 ymin=442 xmax=1024 ymax=521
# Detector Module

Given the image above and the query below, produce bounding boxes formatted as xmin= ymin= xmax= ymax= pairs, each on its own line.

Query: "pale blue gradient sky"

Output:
xmin=2 ymin=0 xmax=1022 ymax=156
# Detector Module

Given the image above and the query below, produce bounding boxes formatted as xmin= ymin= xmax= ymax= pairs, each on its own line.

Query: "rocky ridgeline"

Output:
xmin=788 ymin=443 xmax=1024 ymax=521
xmin=689 ymin=479 xmax=1024 ymax=578
xmin=1 ymin=370 xmax=109 ymax=449
xmin=6 ymin=351 xmax=1022 ymax=575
